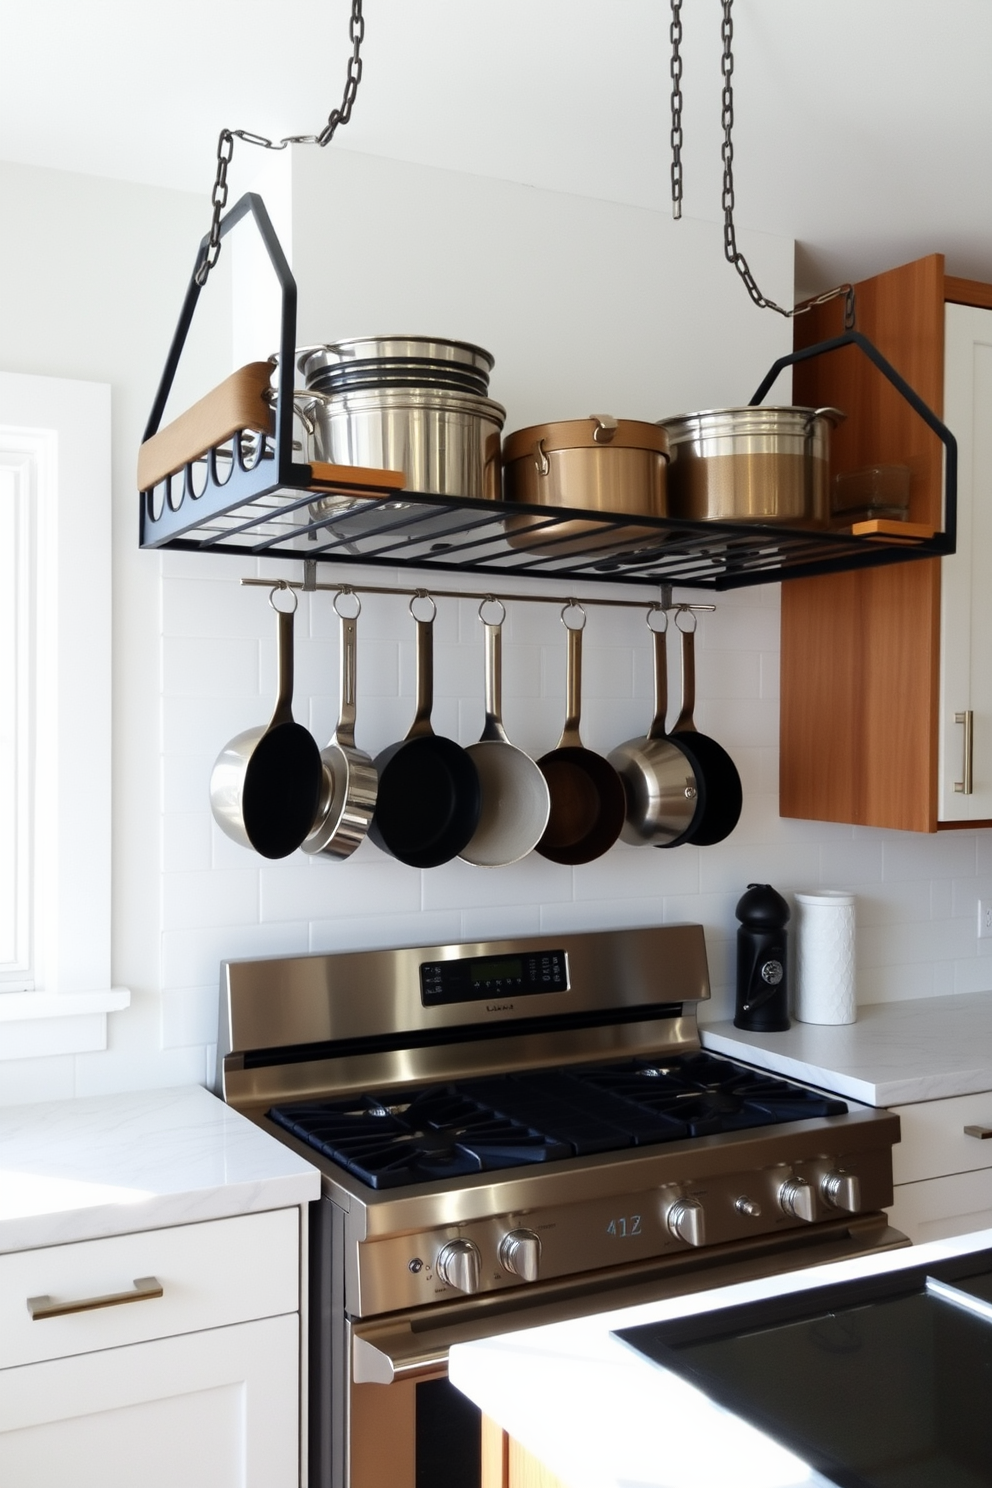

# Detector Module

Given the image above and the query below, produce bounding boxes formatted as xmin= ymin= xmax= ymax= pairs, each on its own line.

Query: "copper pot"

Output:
xmin=502 ymin=415 xmax=669 ymax=556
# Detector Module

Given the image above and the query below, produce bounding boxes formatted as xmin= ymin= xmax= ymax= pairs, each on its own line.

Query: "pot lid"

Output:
xmin=658 ymin=405 xmax=846 ymax=442
xmin=298 ymin=336 xmax=495 ymax=380
xmin=504 ymin=416 xmax=670 ymax=462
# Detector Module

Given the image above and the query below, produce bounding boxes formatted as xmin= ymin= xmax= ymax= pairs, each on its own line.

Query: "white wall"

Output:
xmin=2 ymin=148 xmax=992 ymax=1104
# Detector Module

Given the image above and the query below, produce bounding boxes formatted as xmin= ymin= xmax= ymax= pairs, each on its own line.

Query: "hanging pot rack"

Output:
xmin=138 ymin=193 xmax=957 ymax=593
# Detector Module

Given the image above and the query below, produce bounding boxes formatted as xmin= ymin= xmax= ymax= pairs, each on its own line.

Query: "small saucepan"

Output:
xmin=536 ymin=604 xmax=626 ymax=865
xmin=670 ymin=609 xmax=742 ymax=846
xmin=210 ymin=584 xmax=323 ymax=859
xmin=608 ymin=607 xmax=703 ymax=848
xmin=460 ymin=598 xmax=551 ymax=867
xmin=301 ymin=590 xmax=378 ymax=861
xmin=369 ymin=594 xmax=481 ymax=868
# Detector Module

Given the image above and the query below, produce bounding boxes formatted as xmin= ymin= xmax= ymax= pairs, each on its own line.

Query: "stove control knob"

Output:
xmin=778 ymin=1176 xmax=815 ymax=1223
xmin=666 ymin=1197 xmax=706 ymax=1248
xmin=821 ymin=1171 xmax=861 ymax=1213
xmin=499 ymin=1229 xmax=542 ymax=1283
xmin=436 ymin=1239 xmax=482 ymax=1295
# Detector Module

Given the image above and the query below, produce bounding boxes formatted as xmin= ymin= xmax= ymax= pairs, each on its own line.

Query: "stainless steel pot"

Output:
xmin=302 ymin=384 xmax=505 ymax=509
xmin=658 ymin=405 xmax=845 ymax=527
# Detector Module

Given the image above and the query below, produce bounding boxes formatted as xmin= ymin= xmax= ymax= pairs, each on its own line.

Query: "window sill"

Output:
xmin=0 ymin=990 xmax=131 ymax=1023
xmin=0 ymin=990 xmax=131 ymax=1062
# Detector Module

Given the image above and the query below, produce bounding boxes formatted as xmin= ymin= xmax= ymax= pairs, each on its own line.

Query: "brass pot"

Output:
xmin=502 ymin=415 xmax=669 ymax=556
xmin=658 ymin=406 xmax=845 ymax=528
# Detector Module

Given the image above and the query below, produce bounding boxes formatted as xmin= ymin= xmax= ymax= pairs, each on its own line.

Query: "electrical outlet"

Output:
xmin=979 ymin=901 xmax=992 ymax=939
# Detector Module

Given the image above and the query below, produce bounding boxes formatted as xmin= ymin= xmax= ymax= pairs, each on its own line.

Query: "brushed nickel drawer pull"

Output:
xmin=964 ymin=1125 xmax=992 ymax=1140
xmin=27 ymin=1275 xmax=163 ymax=1321
xmin=954 ymin=710 xmax=974 ymax=794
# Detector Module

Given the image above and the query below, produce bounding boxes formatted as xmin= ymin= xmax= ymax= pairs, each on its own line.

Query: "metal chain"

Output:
xmin=669 ymin=0 xmax=684 ymax=220
xmin=718 ymin=0 xmax=854 ymax=326
xmin=195 ymin=0 xmax=365 ymax=286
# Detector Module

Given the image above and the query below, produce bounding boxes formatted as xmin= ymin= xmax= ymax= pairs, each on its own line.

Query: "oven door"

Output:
xmin=332 ymin=1213 xmax=906 ymax=1488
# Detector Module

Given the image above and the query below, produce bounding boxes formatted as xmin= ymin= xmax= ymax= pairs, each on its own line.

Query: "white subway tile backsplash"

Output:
xmin=161 ymin=986 xmax=219 ymax=1049
xmin=162 ymin=812 xmax=213 ymax=874
xmin=162 ymin=636 xmax=260 ymax=697
xmin=162 ymin=868 xmax=259 ymax=931
xmin=56 ymin=558 xmax=992 ymax=1099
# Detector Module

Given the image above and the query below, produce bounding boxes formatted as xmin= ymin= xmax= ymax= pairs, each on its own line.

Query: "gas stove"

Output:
xmin=216 ymin=925 xmax=905 ymax=1488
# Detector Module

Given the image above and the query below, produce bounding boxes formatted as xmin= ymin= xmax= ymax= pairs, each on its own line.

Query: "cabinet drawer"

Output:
xmin=887 ymin=1170 xmax=992 ymax=1246
xmin=0 ymin=1207 xmax=298 ymax=1371
xmin=891 ymin=1091 xmax=992 ymax=1184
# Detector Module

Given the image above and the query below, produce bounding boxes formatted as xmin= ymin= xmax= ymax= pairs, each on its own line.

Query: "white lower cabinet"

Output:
xmin=888 ymin=1089 xmax=992 ymax=1243
xmin=0 ymin=1313 xmax=298 ymax=1488
xmin=0 ymin=1207 xmax=303 ymax=1487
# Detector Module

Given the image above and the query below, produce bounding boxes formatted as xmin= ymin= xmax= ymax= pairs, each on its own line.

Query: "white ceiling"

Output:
xmin=3 ymin=0 xmax=991 ymax=295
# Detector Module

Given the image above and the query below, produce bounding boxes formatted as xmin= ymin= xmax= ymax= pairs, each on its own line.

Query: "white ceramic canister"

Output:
xmin=794 ymin=890 xmax=856 ymax=1025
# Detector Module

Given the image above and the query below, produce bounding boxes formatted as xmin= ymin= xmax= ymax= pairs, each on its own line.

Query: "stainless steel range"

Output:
xmin=216 ymin=925 xmax=905 ymax=1488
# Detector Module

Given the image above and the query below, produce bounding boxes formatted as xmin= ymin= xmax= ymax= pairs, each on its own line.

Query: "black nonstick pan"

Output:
xmin=536 ymin=604 xmax=626 ymax=865
xmin=670 ymin=609 xmax=742 ymax=846
xmin=369 ymin=595 xmax=481 ymax=868
xmin=210 ymin=585 xmax=323 ymax=859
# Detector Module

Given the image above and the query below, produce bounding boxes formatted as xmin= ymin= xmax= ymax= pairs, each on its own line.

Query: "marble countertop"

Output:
xmin=699 ymin=989 xmax=992 ymax=1106
xmin=0 ymin=1085 xmax=320 ymax=1253
xmin=450 ymin=1226 xmax=992 ymax=1488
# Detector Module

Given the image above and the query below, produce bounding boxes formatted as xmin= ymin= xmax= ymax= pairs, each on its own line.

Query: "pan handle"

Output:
xmin=406 ymin=595 xmax=437 ymax=741
xmin=333 ymin=591 xmax=361 ymax=750
xmin=671 ymin=609 xmax=698 ymax=736
xmin=268 ymin=587 xmax=299 ymax=729
xmin=749 ymin=328 xmax=957 ymax=553
xmin=557 ymin=605 xmax=586 ymax=749
xmin=645 ymin=607 xmax=669 ymax=742
xmin=479 ymin=599 xmax=510 ymax=745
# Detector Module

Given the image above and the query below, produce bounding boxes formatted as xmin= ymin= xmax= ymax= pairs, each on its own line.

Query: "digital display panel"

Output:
xmin=420 ymin=949 xmax=568 ymax=1005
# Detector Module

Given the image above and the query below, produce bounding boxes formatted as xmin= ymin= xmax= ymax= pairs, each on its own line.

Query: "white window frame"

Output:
xmin=0 ymin=372 xmax=128 ymax=1053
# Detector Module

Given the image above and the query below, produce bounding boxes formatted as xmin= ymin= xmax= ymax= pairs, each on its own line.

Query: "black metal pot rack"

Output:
xmin=139 ymin=194 xmax=957 ymax=594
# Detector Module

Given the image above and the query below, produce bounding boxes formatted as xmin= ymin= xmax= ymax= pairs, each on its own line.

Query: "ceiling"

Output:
xmin=3 ymin=0 xmax=991 ymax=296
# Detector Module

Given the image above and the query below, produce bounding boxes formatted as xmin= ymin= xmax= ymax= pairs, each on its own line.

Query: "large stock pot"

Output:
xmin=658 ymin=404 xmax=845 ymax=527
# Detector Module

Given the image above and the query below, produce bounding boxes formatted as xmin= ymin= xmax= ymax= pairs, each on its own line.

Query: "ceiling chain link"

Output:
xmin=669 ymin=0 xmax=684 ymax=220
xmin=195 ymin=0 xmax=365 ymax=286
xmin=669 ymin=0 xmax=853 ymax=325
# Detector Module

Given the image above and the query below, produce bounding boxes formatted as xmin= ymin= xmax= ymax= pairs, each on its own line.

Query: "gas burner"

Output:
xmin=269 ymin=1053 xmax=848 ymax=1190
xmin=268 ymin=1087 xmax=573 ymax=1189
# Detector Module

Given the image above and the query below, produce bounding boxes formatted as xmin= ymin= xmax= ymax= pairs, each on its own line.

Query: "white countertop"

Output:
xmin=450 ymin=1226 xmax=992 ymax=1488
xmin=699 ymin=990 xmax=992 ymax=1106
xmin=0 ymin=1084 xmax=320 ymax=1253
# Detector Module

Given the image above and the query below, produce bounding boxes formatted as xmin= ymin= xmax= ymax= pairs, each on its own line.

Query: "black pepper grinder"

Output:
xmin=734 ymin=883 xmax=790 ymax=1031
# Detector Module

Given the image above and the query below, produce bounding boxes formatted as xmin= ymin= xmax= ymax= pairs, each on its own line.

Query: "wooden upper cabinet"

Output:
xmin=780 ymin=254 xmax=992 ymax=832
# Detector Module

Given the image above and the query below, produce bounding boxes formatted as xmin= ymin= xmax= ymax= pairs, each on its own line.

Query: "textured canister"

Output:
xmin=794 ymin=890 xmax=856 ymax=1024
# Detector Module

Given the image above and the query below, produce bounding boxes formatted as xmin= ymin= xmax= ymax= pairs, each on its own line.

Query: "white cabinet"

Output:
xmin=887 ymin=1088 xmax=992 ymax=1243
xmin=0 ymin=1208 xmax=302 ymax=1487
xmin=939 ymin=303 xmax=992 ymax=820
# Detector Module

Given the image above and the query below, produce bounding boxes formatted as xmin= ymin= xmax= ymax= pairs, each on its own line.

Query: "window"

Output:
xmin=0 ymin=372 xmax=128 ymax=1049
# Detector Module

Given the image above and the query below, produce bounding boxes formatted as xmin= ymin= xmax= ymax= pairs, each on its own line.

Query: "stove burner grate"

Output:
xmin=267 ymin=1052 xmax=847 ymax=1190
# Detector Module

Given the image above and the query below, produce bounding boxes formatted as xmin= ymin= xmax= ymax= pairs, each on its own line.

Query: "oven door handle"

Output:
xmin=353 ymin=1333 xmax=448 ymax=1385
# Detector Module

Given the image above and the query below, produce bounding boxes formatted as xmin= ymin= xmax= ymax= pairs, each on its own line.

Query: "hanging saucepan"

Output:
xmin=369 ymin=594 xmax=481 ymax=868
xmin=670 ymin=609 xmax=742 ymax=846
xmin=210 ymin=584 xmax=323 ymax=859
xmin=460 ymin=599 xmax=551 ymax=867
xmin=536 ymin=604 xmax=626 ymax=865
xmin=301 ymin=590 xmax=378 ymax=861
xmin=608 ymin=608 xmax=704 ymax=848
